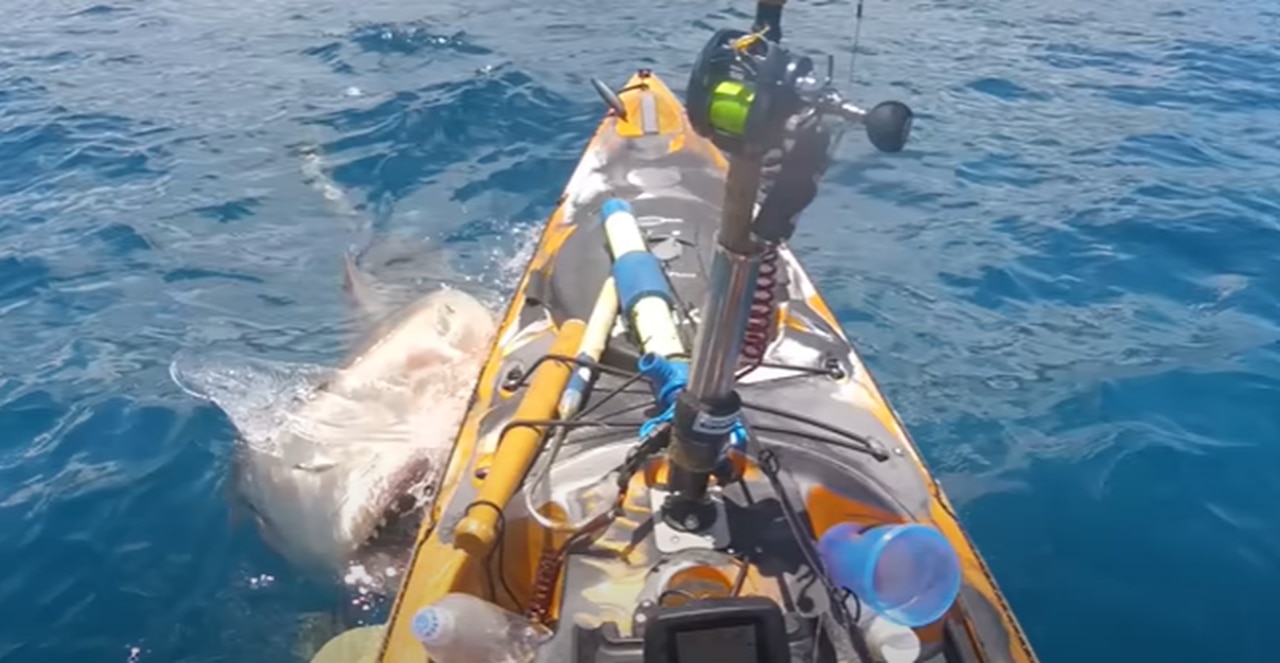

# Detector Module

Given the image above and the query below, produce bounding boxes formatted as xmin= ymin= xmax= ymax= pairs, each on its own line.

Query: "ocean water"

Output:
xmin=2 ymin=0 xmax=1278 ymax=661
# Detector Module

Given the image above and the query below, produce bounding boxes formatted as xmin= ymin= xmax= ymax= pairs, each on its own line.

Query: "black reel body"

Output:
xmin=685 ymin=28 xmax=913 ymax=159
xmin=683 ymin=28 xmax=916 ymax=247
xmin=685 ymin=29 xmax=810 ymax=157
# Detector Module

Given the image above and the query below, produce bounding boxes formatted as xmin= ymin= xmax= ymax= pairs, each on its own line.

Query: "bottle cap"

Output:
xmin=411 ymin=606 xmax=456 ymax=647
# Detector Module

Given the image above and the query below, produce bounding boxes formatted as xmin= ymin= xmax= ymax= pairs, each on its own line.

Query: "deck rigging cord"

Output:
xmin=461 ymin=499 xmax=521 ymax=608
xmin=491 ymin=341 xmax=893 ymax=625
xmin=748 ymin=431 xmax=867 ymax=657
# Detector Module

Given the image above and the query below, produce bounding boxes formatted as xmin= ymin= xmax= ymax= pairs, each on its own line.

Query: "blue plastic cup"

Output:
xmin=817 ymin=521 xmax=962 ymax=627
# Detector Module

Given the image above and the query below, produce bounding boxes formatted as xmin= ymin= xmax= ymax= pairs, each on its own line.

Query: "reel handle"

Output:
xmin=819 ymin=97 xmax=914 ymax=154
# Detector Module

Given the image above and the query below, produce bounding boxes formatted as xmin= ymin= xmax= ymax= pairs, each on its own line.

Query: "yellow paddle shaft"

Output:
xmin=453 ymin=318 xmax=587 ymax=555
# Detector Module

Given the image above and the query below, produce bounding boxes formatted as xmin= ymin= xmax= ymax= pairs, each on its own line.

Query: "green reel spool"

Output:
xmin=707 ymin=79 xmax=757 ymax=138
xmin=686 ymin=28 xmax=793 ymax=153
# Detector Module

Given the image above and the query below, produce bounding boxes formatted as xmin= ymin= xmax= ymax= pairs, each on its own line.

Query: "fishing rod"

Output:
xmin=653 ymin=0 xmax=914 ymax=532
xmin=752 ymin=0 xmax=866 ymax=73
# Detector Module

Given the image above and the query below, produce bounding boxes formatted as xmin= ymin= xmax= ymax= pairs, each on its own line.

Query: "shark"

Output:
xmin=171 ymin=150 xmax=498 ymax=594
xmin=172 ymin=255 xmax=495 ymax=592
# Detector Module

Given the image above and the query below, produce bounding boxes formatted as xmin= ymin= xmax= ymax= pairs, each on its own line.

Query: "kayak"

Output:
xmin=312 ymin=19 xmax=1039 ymax=663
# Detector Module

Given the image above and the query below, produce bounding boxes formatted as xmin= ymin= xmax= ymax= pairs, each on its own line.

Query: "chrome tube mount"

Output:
xmin=661 ymin=23 xmax=914 ymax=535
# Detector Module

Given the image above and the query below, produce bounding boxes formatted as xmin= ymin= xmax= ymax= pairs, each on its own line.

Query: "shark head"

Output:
xmin=173 ymin=280 xmax=496 ymax=592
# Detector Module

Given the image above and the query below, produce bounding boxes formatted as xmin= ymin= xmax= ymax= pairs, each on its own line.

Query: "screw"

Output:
xmin=502 ymin=365 xmax=525 ymax=391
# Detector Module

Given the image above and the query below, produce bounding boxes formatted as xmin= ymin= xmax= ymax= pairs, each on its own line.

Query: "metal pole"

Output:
xmin=666 ymin=154 xmax=765 ymax=504
xmin=684 ymin=155 xmax=762 ymax=401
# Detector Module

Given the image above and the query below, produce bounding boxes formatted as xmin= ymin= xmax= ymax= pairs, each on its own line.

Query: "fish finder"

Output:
xmin=642 ymin=597 xmax=790 ymax=663
xmin=572 ymin=595 xmax=822 ymax=663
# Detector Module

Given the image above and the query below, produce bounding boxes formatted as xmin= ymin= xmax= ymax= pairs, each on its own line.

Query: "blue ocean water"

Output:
xmin=2 ymin=0 xmax=1278 ymax=661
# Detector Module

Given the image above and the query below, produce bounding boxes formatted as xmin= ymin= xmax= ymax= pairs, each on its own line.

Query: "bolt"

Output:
xmin=502 ymin=365 xmax=525 ymax=391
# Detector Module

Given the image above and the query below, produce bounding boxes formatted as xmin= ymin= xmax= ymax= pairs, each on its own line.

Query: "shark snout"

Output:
xmin=176 ymin=275 xmax=495 ymax=591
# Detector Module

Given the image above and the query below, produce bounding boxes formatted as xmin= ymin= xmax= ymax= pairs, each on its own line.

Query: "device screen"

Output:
xmin=673 ymin=622 xmax=761 ymax=663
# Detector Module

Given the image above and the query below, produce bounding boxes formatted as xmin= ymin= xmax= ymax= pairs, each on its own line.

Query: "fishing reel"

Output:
xmin=686 ymin=28 xmax=914 ymax=158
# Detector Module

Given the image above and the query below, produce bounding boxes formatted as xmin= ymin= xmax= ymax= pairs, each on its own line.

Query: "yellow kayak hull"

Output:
xmin=359 ymin=69 xmax=1038 ymax=663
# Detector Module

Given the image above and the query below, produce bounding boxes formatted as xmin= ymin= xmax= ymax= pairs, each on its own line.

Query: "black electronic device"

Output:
xmin=642 ymin=597 xmax=790 ymax=663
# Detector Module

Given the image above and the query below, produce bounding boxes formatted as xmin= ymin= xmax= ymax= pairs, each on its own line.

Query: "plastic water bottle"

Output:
xmin=411 ymin=593 xmax=551 ymax=663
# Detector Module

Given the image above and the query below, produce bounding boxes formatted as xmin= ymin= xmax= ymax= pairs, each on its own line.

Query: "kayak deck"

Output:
xmin=371 ymin=70 xmax=1037 ymax=663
